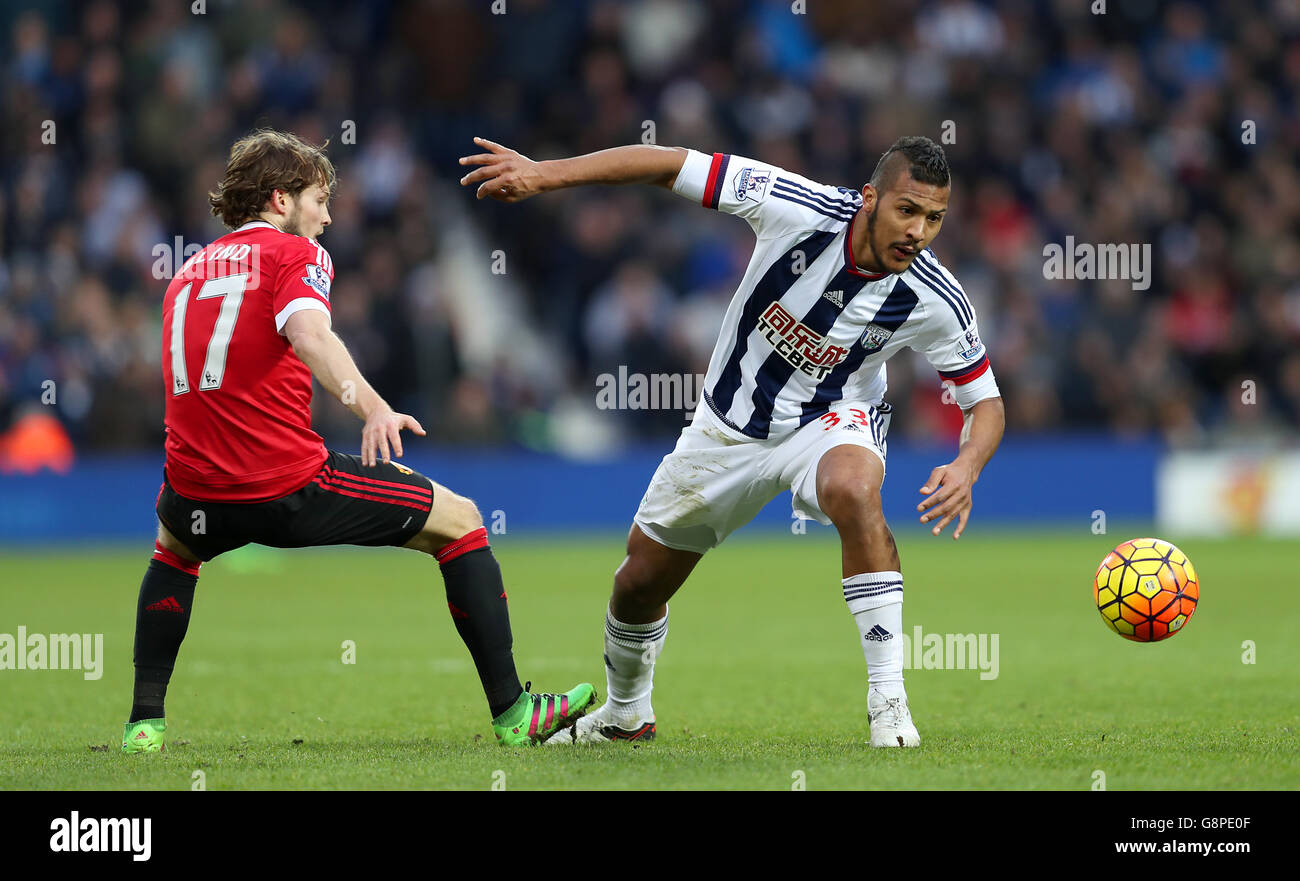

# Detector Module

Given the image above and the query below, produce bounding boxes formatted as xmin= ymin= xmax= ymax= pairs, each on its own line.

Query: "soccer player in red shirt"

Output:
xmin=123 ymin=131 xmax=593 ymax=752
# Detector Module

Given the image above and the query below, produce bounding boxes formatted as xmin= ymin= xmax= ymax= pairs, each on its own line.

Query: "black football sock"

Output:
xmin=435 ymin=528 xmax=524 ymax=719
xmin=128 ymin=546 xmax=200 ymax=724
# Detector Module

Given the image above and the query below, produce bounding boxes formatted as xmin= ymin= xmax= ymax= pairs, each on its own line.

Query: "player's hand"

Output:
xmin=458 ymin=137 xmax=547 ymax=202
xmin=361 ymin=406 xmax=426 ymax=467
xmin=917 ymin=460 xmax=977 ymax=539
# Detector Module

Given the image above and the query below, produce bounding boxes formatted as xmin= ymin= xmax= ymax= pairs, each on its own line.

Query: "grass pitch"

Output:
xmin=1 ymin=529 xmax=1296 ymax=790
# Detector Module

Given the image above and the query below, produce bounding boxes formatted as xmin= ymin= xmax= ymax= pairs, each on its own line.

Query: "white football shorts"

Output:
xmin=633 ymin=398 xmax=891 ymax=554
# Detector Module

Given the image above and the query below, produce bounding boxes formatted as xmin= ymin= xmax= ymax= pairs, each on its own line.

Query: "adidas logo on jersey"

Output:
xmin=864 ymin=624 xmax=893 ymax=642
xmin=822 ymin=289 xmax=844 ymax=308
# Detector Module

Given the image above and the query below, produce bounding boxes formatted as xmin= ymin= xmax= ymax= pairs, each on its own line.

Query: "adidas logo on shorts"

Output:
xmin=864 ymin=624 xmax=893 ymax=642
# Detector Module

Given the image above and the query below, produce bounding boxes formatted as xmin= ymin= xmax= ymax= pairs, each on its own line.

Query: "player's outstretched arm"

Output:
xmin=917 ymin=396 xmax=1006 ymax=540
xmin=458 ymin=137 xmax=687 ymax=202
xmin=283 ymin=309 xmax=426 ymax=467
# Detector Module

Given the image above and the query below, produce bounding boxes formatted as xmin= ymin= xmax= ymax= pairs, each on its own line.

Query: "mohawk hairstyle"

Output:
xmin=869 ymin=136 xmax=950 ymax=194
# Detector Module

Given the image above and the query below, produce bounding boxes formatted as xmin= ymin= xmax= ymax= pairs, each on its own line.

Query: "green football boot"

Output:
xmin=492 ymin=681 xmax=596 ymax=746
xmin=122 ymin=718 xmax=166 ymax=754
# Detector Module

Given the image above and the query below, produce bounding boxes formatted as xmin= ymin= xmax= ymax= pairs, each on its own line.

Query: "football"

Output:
xmin=1094 ymin=537 xmax=1200 ymax=642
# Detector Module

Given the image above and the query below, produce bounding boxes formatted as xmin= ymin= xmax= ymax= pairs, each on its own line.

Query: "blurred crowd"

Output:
xmin=2 ymin=0 xmax=1299 ymax=460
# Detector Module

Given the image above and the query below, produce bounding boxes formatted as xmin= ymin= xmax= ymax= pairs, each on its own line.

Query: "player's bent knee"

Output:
xmin=407 ymin=489 xmax=484 ymax=554
xmin=819 ymin=478 xmax=884 ymax=526
xmin=446 ymin=493 xmax=484 ymax=535
xmin=816 ymin=446 xmax=884 ymax=522
xmin=155 ymin=521 xmax=200 ymax=563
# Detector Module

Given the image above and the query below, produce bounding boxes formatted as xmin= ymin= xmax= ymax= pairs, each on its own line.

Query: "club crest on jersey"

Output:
xmin=958 ymin=328 xmax=983 ymax=361
xmin=735 ymin=167 xmax=772 ymax=202
xmin=859 ymin=323 xmax=893 ymax=353
xmin=301 ymin=264 xmax=331 ymax=301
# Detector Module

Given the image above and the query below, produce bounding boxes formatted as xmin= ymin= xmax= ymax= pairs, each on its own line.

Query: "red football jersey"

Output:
xmin=161 ymin=221 xmax=334 ymax=501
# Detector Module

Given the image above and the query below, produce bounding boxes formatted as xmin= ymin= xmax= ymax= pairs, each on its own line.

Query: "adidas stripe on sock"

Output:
xmin=602 ymin=608 xmax=667 ymax=728
xmin=843 ymin=571 xmax=905 ymax=699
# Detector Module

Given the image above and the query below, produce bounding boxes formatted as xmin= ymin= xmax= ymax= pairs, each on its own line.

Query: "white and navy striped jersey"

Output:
xmin=671 ymin=148 xmax=1000 ymax=440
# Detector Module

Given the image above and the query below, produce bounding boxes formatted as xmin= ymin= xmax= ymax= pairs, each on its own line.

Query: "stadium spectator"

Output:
xmin=2 ymin=0 xmax=1297 ymax=457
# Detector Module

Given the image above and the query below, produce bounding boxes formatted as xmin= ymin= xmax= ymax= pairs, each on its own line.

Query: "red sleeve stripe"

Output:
xmin=938 ymin=354 xmax=991 ymax=385
xmin=703 ymin=153 xmax=730 ymax=209
xmin=153 ymin=541 xmax=201 ymax=576
xmin=435 ymin=527 xmax=490 ymax=564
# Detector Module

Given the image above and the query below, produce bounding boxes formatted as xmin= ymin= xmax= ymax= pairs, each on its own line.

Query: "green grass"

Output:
xmin=1 ymin=530 xmax=1296 ymax=790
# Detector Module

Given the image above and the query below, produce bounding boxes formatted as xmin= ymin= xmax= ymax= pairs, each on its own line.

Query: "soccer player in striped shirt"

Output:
xmin=123 ymin=131 xmax=594 ymax=753
xmin=460 ymin=135 xmax=1004 ymax=747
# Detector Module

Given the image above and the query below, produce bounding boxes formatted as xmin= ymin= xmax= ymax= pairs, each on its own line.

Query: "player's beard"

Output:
xmin=281 ymin=202 xmax=305 ymax=237
xmin=868 ymin=202 xmax=916 ymax=273
xmin=866 ymin=203 xmax=890 ymax=272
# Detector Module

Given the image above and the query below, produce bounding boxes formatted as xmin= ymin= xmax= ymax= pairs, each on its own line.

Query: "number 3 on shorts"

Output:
xmin=819 ymin=408 xmax=870 ymax=431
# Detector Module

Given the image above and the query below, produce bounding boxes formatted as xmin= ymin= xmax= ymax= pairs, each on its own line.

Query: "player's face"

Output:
xmin=283 ymin=183 xmax=332 ymax=239
xmin=863 ymin=173 xmax=949 ymax=273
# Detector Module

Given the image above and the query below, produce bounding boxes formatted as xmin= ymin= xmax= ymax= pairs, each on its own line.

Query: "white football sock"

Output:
xmin=843 ymin=571 xmax=905 ymax=699
xmin=602 ymin=607 xmax=667 ymax=727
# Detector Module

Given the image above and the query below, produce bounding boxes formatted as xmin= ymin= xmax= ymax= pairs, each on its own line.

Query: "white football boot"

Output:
xmin=868 ymin=688 xmax=921 ymax=748
xmin=544 ymin=702 xmax=656 ymax=744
